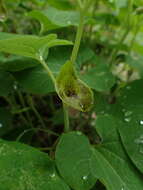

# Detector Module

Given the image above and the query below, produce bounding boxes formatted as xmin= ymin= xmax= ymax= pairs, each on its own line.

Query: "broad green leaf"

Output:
xmin=55 ymin=132 xmax=97 ymax=190
xmin=55 ymin=61 xmax=94 ymax=112
xmin=0 ymin=32 xmax=72 ymax=59
xmin=14 ymin=65 xmax=54 ymax=94
xmin=91 ymin=115 xmax=143 ymax=190
xmin=0 ymin=139 xmax=70 ymax=190
xmin=0 ymin=70 xmax=15 ymax=96
xmin=0 ymin=107 xmax=13 ymax=136
xmin=0 ymin=56 xmax=39 ymax=72
xmin=117 ymin=80 xmax=143 ymax=174
xmin=79 ymin=64 xmax=116 ymax=92
xmin=28 ymin=7 xmax=79 ymax=32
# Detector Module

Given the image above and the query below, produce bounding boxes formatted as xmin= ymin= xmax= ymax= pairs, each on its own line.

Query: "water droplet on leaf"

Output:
xmin=124 ymin=117 xmax=131 ymax=122
xmin=140 ymin=120 xmax=143 ymax=125
xmin=0 ymin=123 xmax=3 ymax=128
xmin=82 ymin=176 xmax=88 ymax=180
xmin=50 ymin=173 xmax=56 ymax=178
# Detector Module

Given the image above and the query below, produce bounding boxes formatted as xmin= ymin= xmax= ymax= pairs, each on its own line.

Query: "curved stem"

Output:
xmin=16 ymin=128 xmax=59 ymax=142
xmin=71 ymin=11 xmax=85 ymax=64
xmin=38 ymin=56 xmax=56 ymax=84
xmin=63 ymin=103 xmax=70 ymax=133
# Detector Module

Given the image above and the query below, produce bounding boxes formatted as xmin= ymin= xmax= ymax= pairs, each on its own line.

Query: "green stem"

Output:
xmin=27 ymin=94 xmax=46 ymax=128
xmin=38 ymin=56 xmax=56 ymax=84
xmin=63 ymin=103 xmax=70 ymax=133
xmin=71 ymin=11 xmax=85 ymax=64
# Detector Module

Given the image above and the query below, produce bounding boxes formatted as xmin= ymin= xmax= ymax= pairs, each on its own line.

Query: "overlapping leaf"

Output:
xmin=28 ymin=7 xmax=79 ymax=33
xmin=0 ymin=32 xmax=72 ymax=59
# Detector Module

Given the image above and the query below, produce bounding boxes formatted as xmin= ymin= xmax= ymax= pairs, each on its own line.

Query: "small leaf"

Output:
xmin=55 ymin=61 xmax=94 ymax=112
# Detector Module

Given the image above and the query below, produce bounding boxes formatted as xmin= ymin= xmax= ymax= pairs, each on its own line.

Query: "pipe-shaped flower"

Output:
xmin=55 ymin=60 xmax=94 ymax=112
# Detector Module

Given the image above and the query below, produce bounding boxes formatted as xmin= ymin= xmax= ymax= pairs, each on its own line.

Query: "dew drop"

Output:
xmin=0 ymin=123 xmax=3 ymax=128
xmin=50 ymin=173 xmax=56 ymax=178
xmin=140 ymin=120 xmax=143 ymax=125
xmin=124 ymin=117 xmax=131 ymax=122
xmin=82 ymin=176 xmax=88 ymax=180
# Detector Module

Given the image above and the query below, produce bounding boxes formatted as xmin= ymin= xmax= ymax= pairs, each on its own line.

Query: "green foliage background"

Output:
xmin=0 ymin=0 xmax=143 ymax=189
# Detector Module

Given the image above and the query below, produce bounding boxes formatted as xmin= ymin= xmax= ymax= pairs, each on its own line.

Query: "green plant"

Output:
xmin=0 ymin=0 xmax=143 ymax=189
